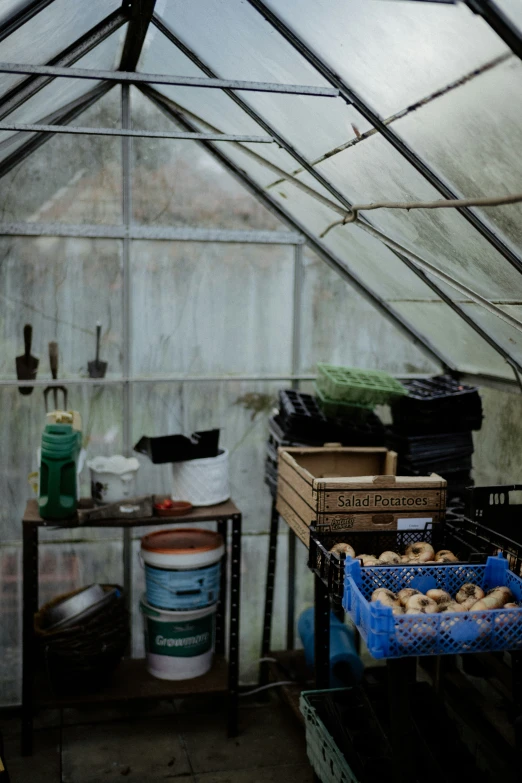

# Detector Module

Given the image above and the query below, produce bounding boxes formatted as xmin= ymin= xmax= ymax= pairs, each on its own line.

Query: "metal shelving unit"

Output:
xmin=21 ymin=498 xmax=242 ymax=756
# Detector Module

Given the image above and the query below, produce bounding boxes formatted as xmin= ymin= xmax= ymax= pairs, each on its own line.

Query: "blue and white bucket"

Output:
xmin=140 ymin=528 xmax=224 ymax=611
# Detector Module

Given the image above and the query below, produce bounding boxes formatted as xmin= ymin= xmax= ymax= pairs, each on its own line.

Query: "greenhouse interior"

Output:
xmin=1 ymin=0 xmax=522 ymax=780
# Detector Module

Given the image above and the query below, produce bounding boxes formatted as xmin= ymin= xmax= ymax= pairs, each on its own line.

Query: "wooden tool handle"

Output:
xmin=49 ymin=341 xmax=58 ymax=379
xmin=23 ymin=324 xmax=32 ymax=358
xmin=95 ymin=323 xmax=101 ymax=362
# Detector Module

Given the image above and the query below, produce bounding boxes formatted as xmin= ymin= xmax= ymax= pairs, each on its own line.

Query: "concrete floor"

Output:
xmin=0 ymin=696 xmax=311 ymax=783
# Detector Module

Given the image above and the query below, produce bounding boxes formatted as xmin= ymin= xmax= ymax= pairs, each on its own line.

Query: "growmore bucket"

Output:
xmin=140 ymin=528 xmax=224 ymax=611
xmin=140 ymin=597 xmax=217 ymax=680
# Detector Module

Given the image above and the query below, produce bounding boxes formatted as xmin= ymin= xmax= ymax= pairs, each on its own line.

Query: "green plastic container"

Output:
xmin=314 ymin=384 xmax=374 ymax=419
xmin=39 ymin=423 xmax=82 ymax=520
xmin=316 ymin=364 xmax=406 ymax=406
xmin=300 ymin=689 xmax=358 ymax=783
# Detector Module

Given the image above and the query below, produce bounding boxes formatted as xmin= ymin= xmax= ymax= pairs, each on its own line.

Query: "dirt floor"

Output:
xmin=0 ymin=695 xmax=311 ymax=783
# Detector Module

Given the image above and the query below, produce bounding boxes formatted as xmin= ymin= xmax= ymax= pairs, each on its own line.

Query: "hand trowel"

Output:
xmin=16 ymin=324 xmax=39 ymax=395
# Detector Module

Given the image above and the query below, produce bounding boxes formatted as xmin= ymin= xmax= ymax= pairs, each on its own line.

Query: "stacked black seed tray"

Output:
xmin=264 ymin=389 xmax=385 ymax=497
xmin=389 ymin=375 xmax=483 ymax=504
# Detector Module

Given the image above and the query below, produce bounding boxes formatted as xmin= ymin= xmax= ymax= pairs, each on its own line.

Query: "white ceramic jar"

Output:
xmin=87 ymin=455 xmax=140 ymax=505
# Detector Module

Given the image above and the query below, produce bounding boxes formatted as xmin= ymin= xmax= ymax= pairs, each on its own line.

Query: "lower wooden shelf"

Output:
xmin=34 ymin=655 xmax=229 ymax=707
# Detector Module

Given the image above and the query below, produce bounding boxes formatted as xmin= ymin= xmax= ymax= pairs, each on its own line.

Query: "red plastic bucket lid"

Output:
xmin=141 ymin=528 xmax=223 ymax=555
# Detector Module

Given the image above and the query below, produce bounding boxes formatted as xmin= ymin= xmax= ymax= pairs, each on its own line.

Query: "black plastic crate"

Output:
xmin=444 ymin=513 xmax=522 ymax=575
xmin=391 ymin=375 xmax=483 ymax=434
xmin=308 ymin=524 xmax=447 ymax=605
xmin=467 ymin=484 xmax=522 ymax=538
xmin=277 ymin=389 xmax=386 ymax=446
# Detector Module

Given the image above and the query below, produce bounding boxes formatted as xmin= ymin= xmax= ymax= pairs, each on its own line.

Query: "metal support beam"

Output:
xmin=0 ymin=83 xmax=113 ymax=179
xmin=0 ymin=61 xmax=340 ymax=97
xmin=121 ymin=83 xmax=133 ymax=625
xmin=119 ymin=0 xmax=157 ymax=72
xmin=0 ymin=8 xmax=128 ymax=122
xmin=0 ymin=121 xmax=274 ymax=143
xmin=466 ymin=0 xmax=522 ymax=62
xmin=0 ymin=222 xmax=304 ymax=244
xmin=245 ymin=0 xmax=522 ymax=277
xmin=149 ymin=20 xmax=522 ymax=373
xmin=0 ymin=0 xmax=55 ymax=44
xmin=141 ymin=85 xmax=453 ymax=372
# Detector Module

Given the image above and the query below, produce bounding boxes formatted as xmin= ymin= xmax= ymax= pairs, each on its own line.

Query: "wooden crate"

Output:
xmin=277 ymin=446 xmax=446 ymax=543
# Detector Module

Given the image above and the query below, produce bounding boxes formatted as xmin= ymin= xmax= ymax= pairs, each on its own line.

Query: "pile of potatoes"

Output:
xmin=329 ymin=541 xmax=457 ymax=565
xmin=371 ymin=582 xmax=517 ymax=615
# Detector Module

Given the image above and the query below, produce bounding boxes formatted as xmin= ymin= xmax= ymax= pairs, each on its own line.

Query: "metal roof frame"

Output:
xmin=245 ymin=0 xmax=522 ymax=280
xmin=0 ymin=5 xmax=128 ymax=122
xmin=0 ymin=0 xmax=519 ymax=386
xmin=143 ymin=84 xmax=522 ymax=379
xmin=148 ymin=14 xmax=522 ymax=375
xmin=0 ymin=0 xmax=56 ymax=45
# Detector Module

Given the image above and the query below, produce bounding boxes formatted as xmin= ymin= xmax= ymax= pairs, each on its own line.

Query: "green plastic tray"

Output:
xmin=314 ymin=384 xmax=374 ymax=419
xmin=316 ymin=364 xmax=406 ymax=405
xmin=300 ymin=689 xmax=358 ymax=783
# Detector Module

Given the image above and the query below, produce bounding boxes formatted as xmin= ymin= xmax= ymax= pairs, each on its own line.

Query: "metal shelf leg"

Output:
xmin=21 ymin=523 xmax=38 ymax=756
xmin=215 ymin=520 xmax=227 ymax=656
xmin=287 ymin=530 xmax=296 ymax=650
xmin=227 ymin=514 xmax=241 ymax=737
xmin=387 ymin=657 xmax=417 ymax=783
xmin=314 ymin=574 xmax=330 ymax=690
xmin=259 ymin=500 xmax=279 ymax=686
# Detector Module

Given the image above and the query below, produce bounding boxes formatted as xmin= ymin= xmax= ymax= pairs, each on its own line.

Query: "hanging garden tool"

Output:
xmin=43 ymin=342 xmax=68 ymax=412
xmin=15 ymin=324 xmax=39 ymax=395
xmin=88 ymin=322 xmax=107 ymax=379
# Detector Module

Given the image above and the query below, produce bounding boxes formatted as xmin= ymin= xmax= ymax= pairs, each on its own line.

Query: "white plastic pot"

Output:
xmin=87 ymin=455 xmax=140 ymax=505
xmin=171 ymin=449 xmax=230 ymax=507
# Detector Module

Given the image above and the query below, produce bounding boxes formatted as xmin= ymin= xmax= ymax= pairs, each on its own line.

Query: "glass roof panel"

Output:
xmin=0 ymin=25 xmax=126 ymax=155
xmin=0 ymin=0 xmax=120 ymax=98
xmin=307 ymin=133 xmax=522 ymax=302
xmin=139 ymin=27 xmax=303 ymax=177
xmin=495 ymin=0 xmax=522 ymax=34
xmin=459 ymin=304 xmax=522 ymax=368
xmin=156 ymin=1 xmax=374 ymax=160
xmin=262 ymin=0 xmax=509 ymax=117
xmin=395 ymin=57 xmax=522 ymax=256
xmin=392 ymin=301 xmax=512 ymax=378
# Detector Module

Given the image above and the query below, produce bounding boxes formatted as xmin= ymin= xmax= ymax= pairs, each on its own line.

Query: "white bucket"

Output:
xmin=170 ymin=449 xmax=230 ymax=507
xmin=140 ymin=597 xmax=217 ymax=680
xmin=87 ymin=455 xmax=140 ymax=505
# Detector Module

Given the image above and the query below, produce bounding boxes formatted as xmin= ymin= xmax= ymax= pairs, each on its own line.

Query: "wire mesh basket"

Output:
xmin=316 ymin=364 xmax=406 ymax=406
xmin=343 ymin=555 xmax=522 ymax=659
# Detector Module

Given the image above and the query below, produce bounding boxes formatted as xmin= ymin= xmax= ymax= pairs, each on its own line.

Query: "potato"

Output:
xmin=405 ymin=542 xmax=435 ymax=563
xmin=456 ymin=583 xmax=485 ymax=604
xmin=438 ymin=601 xmax=463 ymax=613
xmin=356 ymin=554 xmax=379 ymax=566
xmin=470 ymin=599 xmax=489 ymax=611
xmin=426 ymin=589 xmax=452 ymax=605
xmin=405 ymin=594 xmax=438 ymax=614
xmin=329 ymin=542 xmax=355 ymax=559
xmin=397 ymin=587 xmax=421 ymax=606
xmin=371 ymin=588 xmax=398 ymax=607
xmin=379 ymin=551 xmax=401 ymax=564
xmin=435 ymin=550 xmax=458 ymax=563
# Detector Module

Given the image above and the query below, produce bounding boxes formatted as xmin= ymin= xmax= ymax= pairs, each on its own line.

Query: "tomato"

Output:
xmin=162 ymin=498 xmax=174 ymax=509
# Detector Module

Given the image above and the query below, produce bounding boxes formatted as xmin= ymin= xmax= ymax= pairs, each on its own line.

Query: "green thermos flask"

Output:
xmin=39 ymin=423 xmax=81 ymax=520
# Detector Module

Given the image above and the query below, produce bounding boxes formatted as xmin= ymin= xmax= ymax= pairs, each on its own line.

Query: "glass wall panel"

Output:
xmin=0 ymin=88 xmax=122 ymax=222
xmin=263 ymin=0 xmax=508 ymax=116
xmin=0 ymin=236 xmax=122 ymax=378
xmin=131 ymin=90 xmax=285 ymax=230
xmin=300 ymin=248 xmax=440 ymax=374
xmin=130 ymin=241 xmax=294 ymax=376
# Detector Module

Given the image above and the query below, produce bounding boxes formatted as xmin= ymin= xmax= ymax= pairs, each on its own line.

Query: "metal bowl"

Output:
xmin=43 ymin=584 xmax=119 ymax=631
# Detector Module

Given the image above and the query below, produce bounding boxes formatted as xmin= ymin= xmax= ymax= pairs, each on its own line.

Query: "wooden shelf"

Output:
xmin=23 ymin=498 xmax=240 ymax=528
xmin=34 ymin=655 xmax=229 ymax=707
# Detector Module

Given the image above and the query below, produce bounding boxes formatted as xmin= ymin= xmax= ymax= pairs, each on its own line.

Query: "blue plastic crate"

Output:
xmin=342 ymin=554 xmax=522 ymax=659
